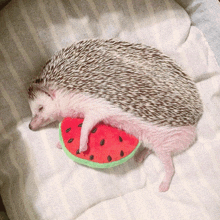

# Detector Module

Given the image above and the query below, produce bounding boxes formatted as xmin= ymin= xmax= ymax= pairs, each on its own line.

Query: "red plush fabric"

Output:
xmin=60 ymin=118 xmax=139 ymax=164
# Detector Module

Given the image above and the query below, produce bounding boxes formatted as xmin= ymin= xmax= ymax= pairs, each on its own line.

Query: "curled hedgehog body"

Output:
xmin=28 ymin=39 xmax=203 ymax=192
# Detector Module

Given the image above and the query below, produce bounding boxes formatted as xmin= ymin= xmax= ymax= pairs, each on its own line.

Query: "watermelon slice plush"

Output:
xmin=59 ymin=118 xmax=141 ymax=168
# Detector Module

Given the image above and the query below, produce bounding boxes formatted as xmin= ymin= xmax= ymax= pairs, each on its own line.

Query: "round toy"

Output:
xmin=59 ymin=117 xmax=141 ymax=168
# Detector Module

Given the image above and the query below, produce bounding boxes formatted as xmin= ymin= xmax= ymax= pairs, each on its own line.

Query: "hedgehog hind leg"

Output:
xmin=154 ymin=125 xmax=197 ymax=192
xmin=156 ymin=152 xmax=175 ymax=192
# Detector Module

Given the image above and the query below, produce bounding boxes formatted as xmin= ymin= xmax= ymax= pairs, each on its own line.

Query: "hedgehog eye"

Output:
xmin=38 ymin=106 xmax=43 ymax=112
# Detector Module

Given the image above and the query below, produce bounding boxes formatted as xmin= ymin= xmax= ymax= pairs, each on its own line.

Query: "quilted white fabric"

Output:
xmin=0 ymin=0 xmax=220 ymax=219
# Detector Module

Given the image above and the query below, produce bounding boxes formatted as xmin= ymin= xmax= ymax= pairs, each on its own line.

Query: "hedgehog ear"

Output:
xmin=32 ymin=83 xmax=56 ymax=100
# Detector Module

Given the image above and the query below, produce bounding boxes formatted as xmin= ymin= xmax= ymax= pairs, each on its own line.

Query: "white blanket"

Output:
xmin=0 ymin=0 xmax=220 ymax=219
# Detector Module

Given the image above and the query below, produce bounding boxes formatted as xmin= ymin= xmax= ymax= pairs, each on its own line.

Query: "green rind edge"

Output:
xmin=59 ymin=122 xmax=141 ymax=169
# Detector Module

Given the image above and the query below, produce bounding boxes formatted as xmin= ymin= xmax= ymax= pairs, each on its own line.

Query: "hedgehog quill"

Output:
xmin=28 ymin=39 xmax=203 ymax=192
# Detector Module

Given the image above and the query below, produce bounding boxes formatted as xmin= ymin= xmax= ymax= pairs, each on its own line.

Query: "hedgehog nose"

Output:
xmin=29 ymin=123 xmax=33 ymax=130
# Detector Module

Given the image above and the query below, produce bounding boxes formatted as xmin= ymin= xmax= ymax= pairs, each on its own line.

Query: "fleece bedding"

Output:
xmin=0 ymin=0 xmax=220 ymax=219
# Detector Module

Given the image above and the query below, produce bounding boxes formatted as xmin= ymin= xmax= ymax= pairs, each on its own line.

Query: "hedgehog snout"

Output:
xmin=29 ymin=115 xmax=40 ymax=131
xmin=29 ymin=123 xmax=34 ymax=130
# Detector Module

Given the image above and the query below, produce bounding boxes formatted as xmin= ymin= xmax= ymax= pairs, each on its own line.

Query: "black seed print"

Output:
xmin=90 ymin=155 xmax=94 ymax=160
xmin=68 ymin=138 xmax=74 ymax=143
xmin=119 ymin=136 xmax=123 ymax=142
xmin=78 ymin=123 xmax=83 ymax=127
xmin=66 ymin=128 xmax=71 ymax=133
xmin=107 ymin=155 xmax=112 ymax=162
xmin=91 ymin=127 xmax=97 ymax=133
xmin=100 ymin=139 xmax=105 ymax=146
xmin=120 ymin=150 xmax=124 ymax=157
xmin=76 ymin=149 xmax=80 ymax=154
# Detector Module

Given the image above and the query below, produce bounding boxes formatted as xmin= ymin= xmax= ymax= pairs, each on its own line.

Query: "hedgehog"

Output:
xmin=28 ymin=39 xmax=203 ymax=192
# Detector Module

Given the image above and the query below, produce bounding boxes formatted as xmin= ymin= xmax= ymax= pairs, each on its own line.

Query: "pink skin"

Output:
xmin=150 ymin=125 xmax=196 ymax=192
xmin=29 ymin=88 xmax=197 ymax=192
xmin=57 ymin=142 xmax=62 ymax=149
xmin=29 ymin=115 xmax=52 ymax=131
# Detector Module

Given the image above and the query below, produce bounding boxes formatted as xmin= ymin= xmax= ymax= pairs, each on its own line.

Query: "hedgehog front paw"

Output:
xmin=79 ymin=142 xmax=88 ymax=153
xmin=56 ymin=142 xmax=62 ymax=149
xmin=79 ymin=146 xmax=88 ymax=153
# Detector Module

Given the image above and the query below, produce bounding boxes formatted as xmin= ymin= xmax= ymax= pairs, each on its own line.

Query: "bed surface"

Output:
xmin=0 ymin=0 xmax=220 ymax=219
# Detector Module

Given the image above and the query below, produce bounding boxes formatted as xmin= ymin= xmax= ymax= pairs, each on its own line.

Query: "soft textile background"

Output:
xmin=0 ymin=0 xmax=220 ymax=219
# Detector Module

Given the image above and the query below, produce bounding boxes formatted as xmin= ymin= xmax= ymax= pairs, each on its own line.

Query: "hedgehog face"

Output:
xmin=29 ymin=90 xmax=59 ymax=131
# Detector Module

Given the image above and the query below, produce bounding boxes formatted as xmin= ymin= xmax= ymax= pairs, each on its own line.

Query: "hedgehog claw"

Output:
xmin=159 ymin=181 xmax=170 ymax=192
xmin=79 ymin=144 xmax=88 ymax=153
